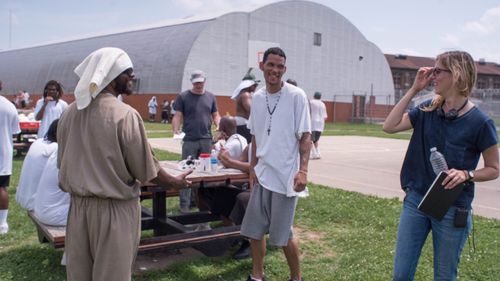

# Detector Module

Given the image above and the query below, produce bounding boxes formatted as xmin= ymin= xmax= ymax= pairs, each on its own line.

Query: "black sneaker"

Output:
xmin=246 ymin=275 xmax=266 ymax=281
xmin=233 ymin=240 xmax=250 ymax=260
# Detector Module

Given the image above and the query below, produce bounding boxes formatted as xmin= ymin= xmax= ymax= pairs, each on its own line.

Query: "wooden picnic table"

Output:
xmin=139 ymin=161 xmax=249 ymax=255
xmin=29 ymin=160 xmax=249 ymax=256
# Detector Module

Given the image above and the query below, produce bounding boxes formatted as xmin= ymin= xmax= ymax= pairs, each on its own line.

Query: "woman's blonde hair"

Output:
xmin=423 ymin=51 xmax=477 ymax=111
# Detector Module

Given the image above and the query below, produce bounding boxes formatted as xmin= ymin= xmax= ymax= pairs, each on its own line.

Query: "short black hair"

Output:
xmin=263 ymin=47 xmax=286 ymax=63
xmin=43 ymin=80 xmax=64 ymax=101
xmin=45 ymin=119 xmax=59 ymax=143
xmin=286 ymin=79 xmax=297 ymax=86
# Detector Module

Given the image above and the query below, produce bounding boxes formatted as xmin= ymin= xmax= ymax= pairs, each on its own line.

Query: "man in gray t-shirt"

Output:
xmin=172 ymin=70 xmax=220 ymax=212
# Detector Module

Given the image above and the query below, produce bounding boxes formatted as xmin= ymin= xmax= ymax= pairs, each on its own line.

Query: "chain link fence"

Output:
xmin=328 ymin=89 xmax=500 ymax=128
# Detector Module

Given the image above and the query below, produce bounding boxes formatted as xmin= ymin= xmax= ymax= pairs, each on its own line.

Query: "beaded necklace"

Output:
xmin=265 ymin=90 xmax=282 ymax=135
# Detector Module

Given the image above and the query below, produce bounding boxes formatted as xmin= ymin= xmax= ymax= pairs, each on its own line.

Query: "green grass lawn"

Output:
xmin=144 ymin=122 xmax=499 ymax=146
xmin=1 ymin=147 xmax=499 ymax=280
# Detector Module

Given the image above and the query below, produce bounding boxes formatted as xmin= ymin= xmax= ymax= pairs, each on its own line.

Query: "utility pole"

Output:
xmin=9 ymin=9 xmax=12 ymax=49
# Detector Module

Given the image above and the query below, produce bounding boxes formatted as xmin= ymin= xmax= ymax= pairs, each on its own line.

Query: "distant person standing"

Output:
xmin=34 ymin=80 xmax=68 ymax=138
xmin=148 ymin=96 xmax=158 ymax=122
xmin=161 ymin=100 xmax=170 ymax=123
xmin=23 ymin=91 xmax=30 ymax=108
xmin=241 ymin=47 xmax=311 ymax=281
xmin=0 ymin=80 xmax=21 ymax=234
xmin=172 ymin=70 xmax=221 ymax=212
xmin=231 ymin=68 xmax=259 ymax=143
xmin=309 ymin=91 xmax=328 ymax=159
xmin=170 ymin=99 xmax=176 ymax=121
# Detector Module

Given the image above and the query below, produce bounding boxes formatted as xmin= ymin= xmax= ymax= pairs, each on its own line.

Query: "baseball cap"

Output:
xmin=190 ymin=70 xmax=206 ymax=83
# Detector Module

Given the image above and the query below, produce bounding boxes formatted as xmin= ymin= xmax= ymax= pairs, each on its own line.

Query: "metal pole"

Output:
xmin=9 ymin=9 xmax=12 ymax=49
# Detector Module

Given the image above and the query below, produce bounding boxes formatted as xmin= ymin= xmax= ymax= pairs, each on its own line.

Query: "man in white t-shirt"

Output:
xmin=241 ymin=47 xmax=311 ymax=281
xmin=0 ymin=80 xmax=22 ymax=234
xmin=309 ymin=91 xmax=328 ymax=159
xmin=16 ymin=120 xmax=59 ymax=211
xmin=34 ymin=80 xmax=68 ymax=138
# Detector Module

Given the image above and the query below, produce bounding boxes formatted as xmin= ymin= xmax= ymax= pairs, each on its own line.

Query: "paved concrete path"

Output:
xmin=148 ymin=136 xmax=500 ymax=220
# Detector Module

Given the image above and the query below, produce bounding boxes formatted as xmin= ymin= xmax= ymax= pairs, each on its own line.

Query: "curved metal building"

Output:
xmin=0 ymin=0 xmax=394 ymax=103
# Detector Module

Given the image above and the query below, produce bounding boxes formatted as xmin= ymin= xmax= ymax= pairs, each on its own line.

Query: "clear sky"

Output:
xmin=1 ymin=0 xmax=499 ymax=63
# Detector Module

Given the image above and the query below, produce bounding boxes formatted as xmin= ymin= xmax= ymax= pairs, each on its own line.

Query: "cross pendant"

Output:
xmin=267 ymin=128 xmax=270 ymax=135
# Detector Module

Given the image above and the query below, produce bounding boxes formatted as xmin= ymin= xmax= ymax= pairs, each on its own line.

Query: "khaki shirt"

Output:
xmin=57 ymin=93 xmax=160 ymax=200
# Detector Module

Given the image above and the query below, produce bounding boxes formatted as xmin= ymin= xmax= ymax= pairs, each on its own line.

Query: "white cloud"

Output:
xmin=440 ymin=34 xmax=461 ymax=46
xmin=463 ymin=6 xmax=500 ymax=35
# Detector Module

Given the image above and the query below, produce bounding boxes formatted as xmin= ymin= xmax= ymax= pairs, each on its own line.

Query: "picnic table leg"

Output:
xmin=152 ymin=191 xmax=168 ymax=236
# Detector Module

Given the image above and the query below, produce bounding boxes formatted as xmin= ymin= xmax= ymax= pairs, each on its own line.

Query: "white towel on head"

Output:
xmin=230 ymin=80 xmax=257 ymax=100
xmin=74 ymin=47 xmax=133 ymax=110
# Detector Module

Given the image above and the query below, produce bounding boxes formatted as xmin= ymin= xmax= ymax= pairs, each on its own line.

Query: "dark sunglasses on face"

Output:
xmin=121 ymin=68 xmax=135 ymax=78
xmin=432 ymin=67 xmax=451 ymax=76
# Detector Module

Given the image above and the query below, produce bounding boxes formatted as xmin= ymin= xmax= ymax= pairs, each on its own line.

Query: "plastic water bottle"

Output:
xmin=210 ymin=149 xmax=218 ymax=172
xmin=429 ymin=147 xmax=448 ymax=175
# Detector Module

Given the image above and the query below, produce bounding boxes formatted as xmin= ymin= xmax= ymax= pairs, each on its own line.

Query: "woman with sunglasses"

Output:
xmin=34 ymin=80 xmax=68 ymax=138
xmin=383 ymin=51 xmax=499 ymax=280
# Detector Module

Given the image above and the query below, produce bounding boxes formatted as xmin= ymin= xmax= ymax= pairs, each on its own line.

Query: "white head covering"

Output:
xmin=231 ymin=80 xmax=258 ymax=100
xmin=74 ymin=47 xmax=133 ymax=110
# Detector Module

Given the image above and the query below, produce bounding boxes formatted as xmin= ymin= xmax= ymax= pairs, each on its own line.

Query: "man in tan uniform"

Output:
xmin=57 ymin=47 xmax=191 ymax=281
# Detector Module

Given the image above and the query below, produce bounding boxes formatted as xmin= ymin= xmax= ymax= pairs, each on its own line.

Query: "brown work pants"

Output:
xmin=66 ymin=196 xmax=140 ymax=281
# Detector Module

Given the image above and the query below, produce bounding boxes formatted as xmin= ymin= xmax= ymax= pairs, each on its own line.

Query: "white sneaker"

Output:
xmin=0 ymin=223 xmax=8 ymax=234
xmin=194 ymin=223 xmax=211 ymax=231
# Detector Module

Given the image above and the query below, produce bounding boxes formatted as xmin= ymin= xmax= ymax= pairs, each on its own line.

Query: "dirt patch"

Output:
xmin=133 ymin=248 xmax=204 ymax=275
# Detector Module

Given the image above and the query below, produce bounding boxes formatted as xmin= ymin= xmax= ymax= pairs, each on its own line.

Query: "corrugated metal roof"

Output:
xmin=0 ymin=19 xmax=213 ymax=94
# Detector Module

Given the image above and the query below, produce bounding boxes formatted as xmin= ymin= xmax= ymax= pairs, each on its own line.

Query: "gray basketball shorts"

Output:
xmin=240 ymin=183 xmax=298 ymax=247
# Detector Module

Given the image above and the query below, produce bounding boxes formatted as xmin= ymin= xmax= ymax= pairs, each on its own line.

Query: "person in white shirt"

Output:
xmin=199 ymin=116 xmax=247 ymax=224
xmin=148 ymin=96 xmax=158 ymax=122
xmin=34 ymin=80 xmax=68 ymax=138
xmin=241 ymin=47 xmax=311 ymax=281
xmin=34 ymin=148 xmax=69 ymax=226
xmin=309 ymin=91 xmax=328 ymax=159
xmin=0 ymin=80 xmax=21 ymax=234
xmin=214 ymin=116 xmax=248 ymax=162
xmin=16 ymin=119 xmax=59 ymax=211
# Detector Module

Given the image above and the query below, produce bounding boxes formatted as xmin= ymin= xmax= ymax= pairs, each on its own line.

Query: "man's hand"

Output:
xmin=218 ymin=149 xmax=230 ymax=166
xmin=43 ymin=96 xmax=54 ymax=105
xmin=249 ymin=166 xmax=258 ymax=190
xmin=171 ymin=169 xmax=193 ymax=189
xmin=293 ymin=170 xmax=307 ymax=192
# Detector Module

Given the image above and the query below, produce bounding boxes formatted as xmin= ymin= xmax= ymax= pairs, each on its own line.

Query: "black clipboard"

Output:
xmin=417 ymin=171 xmax=465 ymax=221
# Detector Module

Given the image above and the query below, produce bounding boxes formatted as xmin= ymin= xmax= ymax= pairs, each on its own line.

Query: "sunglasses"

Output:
xmin=432 ymin=67 xmax=451 ymax=76
xmin=121 ymin=68 xmax=135 ymax=78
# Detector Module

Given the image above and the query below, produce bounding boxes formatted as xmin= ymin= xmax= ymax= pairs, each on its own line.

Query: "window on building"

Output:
xmin=493 ymin=79 xmax=500 ymax=89
xmin=476 ymin=79 xmax=486 ymax=89
xmin=393 ymin=73 xmax=401 ymax=89
xmin=313 ymin=32 xmax=322 ymax=46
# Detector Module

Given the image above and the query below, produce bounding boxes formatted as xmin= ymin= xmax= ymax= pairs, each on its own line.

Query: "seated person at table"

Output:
xmin=199 ymin=116 xmax=247 ymax=223
xmin=218 ymin=144 xmax=253 ymax=260
xmin=213 ymin=116 xmax=248 ymax=160
xmin=34 ymin=147 xmax=69 ymax=226
xmin=16 ymin=119 xmax=59 ymax=211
